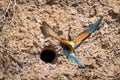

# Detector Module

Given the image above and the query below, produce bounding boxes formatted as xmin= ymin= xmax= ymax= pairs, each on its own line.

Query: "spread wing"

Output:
xmin=42 ymin=21 xmax=62 ymax=41
xmin=42 ymin=21 xmax=73 ymax=47
xmin=73 ymin=16 xmax=103 ymax=49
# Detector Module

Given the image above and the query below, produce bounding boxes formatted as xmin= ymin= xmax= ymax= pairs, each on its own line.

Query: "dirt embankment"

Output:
xmin=0 ymin=0 xmax=120 ymax=80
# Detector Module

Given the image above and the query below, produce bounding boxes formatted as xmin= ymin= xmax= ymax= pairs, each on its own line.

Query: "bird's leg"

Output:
xmin=68 ymin=27 xmax=72 ymax=40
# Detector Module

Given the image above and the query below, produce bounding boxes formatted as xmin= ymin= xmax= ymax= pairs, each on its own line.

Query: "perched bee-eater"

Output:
xmin=42 ymin=16 xmax=103 ymax=67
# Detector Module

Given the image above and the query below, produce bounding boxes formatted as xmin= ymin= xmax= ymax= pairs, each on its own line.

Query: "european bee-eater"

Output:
xmin=42 ymin=16 xmax=103 ymax=67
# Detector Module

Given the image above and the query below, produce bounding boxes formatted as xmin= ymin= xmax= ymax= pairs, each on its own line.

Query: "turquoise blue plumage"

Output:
xmin=61 ymin=43 xmax=84 ymax=67
xmin=42 ymin=16 xmax=103 ymax=67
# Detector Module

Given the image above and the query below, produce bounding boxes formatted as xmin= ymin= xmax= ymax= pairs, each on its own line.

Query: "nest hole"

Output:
xmin=40 ymin=49 xmax=56 ymax=63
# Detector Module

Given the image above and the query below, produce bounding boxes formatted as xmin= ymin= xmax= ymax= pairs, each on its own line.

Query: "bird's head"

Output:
xmin=60 ymin=38 xmax=76 ymax=49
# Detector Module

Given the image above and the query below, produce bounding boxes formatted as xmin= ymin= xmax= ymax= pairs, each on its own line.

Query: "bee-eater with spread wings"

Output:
xmin=42 ymin=17 xmax=103 ymax=67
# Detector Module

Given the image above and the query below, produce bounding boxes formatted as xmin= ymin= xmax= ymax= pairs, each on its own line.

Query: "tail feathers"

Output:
xmin=68 ymin=54 xmax=85 ymax=67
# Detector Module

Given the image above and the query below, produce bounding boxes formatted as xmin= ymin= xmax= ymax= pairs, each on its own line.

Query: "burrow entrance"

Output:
xmin=40 ymin=46 xmax=56 ymax=63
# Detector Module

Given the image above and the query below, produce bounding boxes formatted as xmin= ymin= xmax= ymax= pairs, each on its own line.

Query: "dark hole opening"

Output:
xmin=40 ymin=49 xmax=56 ymax=63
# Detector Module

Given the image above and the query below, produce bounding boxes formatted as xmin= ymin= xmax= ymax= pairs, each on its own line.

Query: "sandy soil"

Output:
xmin=0 ymin=0 xmax=120 ymax=80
